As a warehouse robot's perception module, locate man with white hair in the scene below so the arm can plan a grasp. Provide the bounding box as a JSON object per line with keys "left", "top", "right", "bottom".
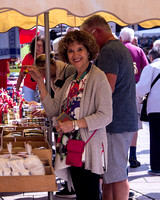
{"left": 119, "top": 27, "right": 149, "bottom": 83}
{"left": 119, "top": 27, "right": 149, "bottom": 169}
{"left": 153, "top": 39, "right": 160, "bottom": 48}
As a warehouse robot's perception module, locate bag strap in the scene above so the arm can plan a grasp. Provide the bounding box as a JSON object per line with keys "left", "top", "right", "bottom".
{"left": 64, "top": 64, "right": 72, "bottom": 80}
{"left": 151, "top": 73, "right": 160, "bottom": 88}
{"left": 145, "top": 73, "right": 160, "bottom": 98}
{"left": 84, "top": 129, "right": 97, "bottom": 146}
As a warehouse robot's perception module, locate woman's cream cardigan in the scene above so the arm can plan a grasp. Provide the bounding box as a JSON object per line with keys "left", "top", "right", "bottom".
{"left": 42, "top": 64, "right": 112, "bottom": 187}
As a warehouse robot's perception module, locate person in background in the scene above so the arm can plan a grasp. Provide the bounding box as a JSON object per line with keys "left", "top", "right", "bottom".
{"left": 16, "top": 35, "right": 45, "bottom": 102}
{"left": 28, "top": 30, "right": 112, "bottom": 200}
{"left": 132, "top": 36, "right": 143, "bottom": 48}
{"left": 153, "top": 39, "right": 160, "bottom": 48}
{"left": 119, "top": 27, "right": 149, "bottom": 168}
{"left": 136, "top": 47, "right": 160, "bottom": 176}
{"left": 32, "top": 53, "right": 76, "bottom": 115}
{"left": 119, "top": 28, "right": 149, "bottom": 83}
{"left": 0, "top": 59, "right": 10, "bottom": 90}
{"left": 0, "top": 27, "right": 20, "bottom": 90}
{"left": 132, "top": 36, "right": 138, "bottom": 46}
{"left": 66, "top": 27, "right": 79, "bottom": 33}
{"left": 81, "top": 15, "right": 138, "bottom": 200}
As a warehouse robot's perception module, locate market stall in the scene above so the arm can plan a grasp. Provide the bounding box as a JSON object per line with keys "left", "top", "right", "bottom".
{"left": 0, "top": 89, "right": 57, "bottom": 199}
{"left": 0, "top": 1, "right": 160, "bottom": 199}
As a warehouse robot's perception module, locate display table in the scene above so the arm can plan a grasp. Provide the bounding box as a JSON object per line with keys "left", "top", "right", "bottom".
{"left": 0, "top": 126, "right": 57, "bottom": 200}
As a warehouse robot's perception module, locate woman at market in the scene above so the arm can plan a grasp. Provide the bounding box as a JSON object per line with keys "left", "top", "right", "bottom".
{"left": 16, "top": 35, "right": 45, "bottom": 102}
{"left": 137, "top": 47, "right": 160, "bottom": 176}
{"left": 30, "top": 52, "right": 76, "bottom": 117}
{"left": 36, "top": 53, "right": 76, "bottom": 97}
{"left": 27, "top": 30, "right": 112, "bottom": 200}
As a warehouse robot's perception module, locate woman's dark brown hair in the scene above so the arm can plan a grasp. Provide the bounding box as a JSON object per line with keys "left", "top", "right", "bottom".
{"left": 58, "top": 30, "right": 99, "bottom": 63}
{"left": 30, "top": 35, "right": 45, "bottom": 57}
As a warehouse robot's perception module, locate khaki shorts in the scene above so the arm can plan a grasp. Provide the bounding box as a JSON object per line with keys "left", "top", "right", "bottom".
{"left": 102, "top": 132, "right": 134, "bottom": 184}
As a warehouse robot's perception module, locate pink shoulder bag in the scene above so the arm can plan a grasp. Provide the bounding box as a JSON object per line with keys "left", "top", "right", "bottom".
{"left": 66, "top": 129, "right": 97, "bottom": 167}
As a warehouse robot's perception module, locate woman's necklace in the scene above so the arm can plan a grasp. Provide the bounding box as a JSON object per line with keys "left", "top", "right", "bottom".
{"left": 73, "top": 62, "right": 92, "bottom": 83}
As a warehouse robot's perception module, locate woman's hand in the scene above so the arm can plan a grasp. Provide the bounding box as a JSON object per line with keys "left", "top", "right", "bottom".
{"left": 28, "top": 101, "right": 39, "bottom": 105}
{"left": 56, "top": 118, "right": 87, "bottom": 133}
{"left": 27, "top": 65, "right": 48, "bottom": 100}
{"left": 27, "top": 65, "right": 43, "bottom": 82}
{"left": 31, "top": 109, "right": 46, "bottom": 117}
{"left": 56, "top": 120, "right": 74, "bottom": 133}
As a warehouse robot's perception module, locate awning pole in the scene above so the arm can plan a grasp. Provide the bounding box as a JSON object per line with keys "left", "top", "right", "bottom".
{"left": 44, "top": 12, "right": 51, "bottom": 96}
{"left": 34, "top": 16, "right": 38, "bottom": 65}
{"left": 44, "top": 12, "right": 53, "bottom": 155}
